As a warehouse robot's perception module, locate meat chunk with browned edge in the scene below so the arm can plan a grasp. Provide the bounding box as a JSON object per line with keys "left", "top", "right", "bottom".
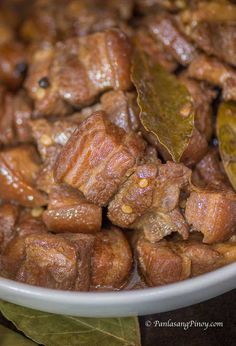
{"left": 194, "top": 149, "right": 231, "bottom": 189}
{"left": 146, "top": 13, "right": 196, "bottom": 65}
{"left": 25, "top": 29, "right": 132, "bottom": 117}
{"left": 1, "top": 232, "right": 95, "bottom": 291}
{"left": 136, "top": 236, "right": 191, "bottom": 286}
{"left": 135, "top": 162, "right": 191, "bottom": 242}
{"left": 91, "top": 228, "right": 132, "bottom": 290}
{"left": 134, "top": 28, "right": 178, "bottom": 72}
{"left": 0, "top": 215, "right": 48, "bottom": 279}
{"left": 185, "top": 188, "right": 236, "bottom": 244}
{"left": 100, "top": 91, "right": 140, "bottom": 133}
{"left": 109, "top": 161, "right": 190, "bottom": 242}
{"left": 16, "top": 215, "right": 48, "bottom": 238}
{"left": 54, "top": 111, "right": 146, "bottom": 206}
{"left": 188, "top": 55, "right": 236, "bottom": 101}
{"left": 25, "top": 44, "right": 72, "bottom": 118}
{"left": 43, "top": 185, "right": 102, "bottom": 234}
{"left": 15, "top": 234, "right": 86, "bottom": 290}
{"left": 29, "top": 116, "right": 82, "bottom": 193}
{"left": 190, "top": 22, "right": 236, "bottom": 68}
{"left": 136, "top": 234, "right": 236, "bottom": 286}
{"left": 178, "top": 242, "right": 222, "bottom": 277}
{"left": 108, "top": 163, "right": 158, "bottom": 228}
{"left": 0, "top": 146, "right": 47, "bottom": 207}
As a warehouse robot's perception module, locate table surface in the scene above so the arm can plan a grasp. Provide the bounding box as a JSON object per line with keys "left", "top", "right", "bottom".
{"left": 140, "top": 289, "right": 236, "bottom": 346}
{"left": 0, "top": 289, "right": 235, "bottom": 345}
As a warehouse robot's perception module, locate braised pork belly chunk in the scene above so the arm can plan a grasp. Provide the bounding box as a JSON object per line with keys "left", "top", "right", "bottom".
{"left": 25, "top": 29, "right": 132, "bottom": 117}
{"left": 54, "top": 111, "right": 146, "bottom": 206}
{"left": 1, "top": 232, "right": 94, "bottom": 290}
{"left": 136, "top": 236, "right": 191, "bottom": 286}
{"left": 43, "top": 185, "right": 102, "bottom": 234}
{"left": 194, "top": 149, "right": 231, "bottom": 189}
{"left": 91, "top": 228, "right": 132, "bottom": 290}
{"left": 108, "top": 161, "right": 191, "bottom": 242}
{"left": 0, "top": 0, "right": 236, "bottom": 291}
{"left": 180, "top": 2, "right": 236, "bottom": 67}
{"left": 136, "top": 234, "right": 236, "bottom": 286}
{"left": 108, "top": 163, "right": 159, "bottom": 228}
{"left": 100, "top": 91, "right": 141, "bottom": 133}
{"left": 135, "top": 28, "right": 178, "bottom": 72}
{"left": 185, "top": 188, "right": 236, "bottom": 244}
{"left": 146, "top": 13, "right": 197, "bottom": 66}
{"left": 188, "top": 55, "right": 236, "bottom": 101}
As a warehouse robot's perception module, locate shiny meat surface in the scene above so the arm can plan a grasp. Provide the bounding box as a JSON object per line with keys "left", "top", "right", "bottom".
{"left": 185, "top": 188, "right": 236, "bottom": 243}
{"left": 25, "top": 29, "right": 132, "bottom": 117}
{"left": 91, "top": 228, "right": 132, "bottom": 289}
{"left": 188, "top": 55, "right": 236, "bottom": 101}
{"left": 109, "top": 161, "right": 191, "bottom": 242}
{"left": 108, "top": 164, "right": 158, "bottom": 228}
{"left": 135, "top": 162, "right": 191, "bottom": 241}
{"left": 43, "top": 185, "right": 102, "bottom": 233}
{"left": 190, "top": 22, "right": 236, "bottom": 68}
{"left": 195, "top": 149, "right": 231, "bottom": 189}
{"left": 54, "top": 112, "right": 146, "bottom": 206}
{"left": 136, "top": 234, "right": 236, "bottom": 286}
{"left": 1, "top": 232, "right": 95, "bottom": 291}
{"left": 147, "top": 14, "right": 196, "bottom": 65}
{"left": 135, "top": 28, "right": 178, "bottom": 72}
{"left": 136, "top": 236, "right": 191, "bottom": 286}
{"left": 101, "top": 91, "right": 140, "bottom": 133}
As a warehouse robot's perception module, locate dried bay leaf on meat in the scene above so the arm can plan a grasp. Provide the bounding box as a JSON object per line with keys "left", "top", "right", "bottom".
{"left": 0, "top": 300, "right": 141, "bottom": 346}
{"left": 0, "top": 325, "right": 37, "bottom": 346}
{"left": 217, "top": 101, "right": 236, "bottom": 191}
{"left": 131, "top": 50, "right": 194, "bottom": 162}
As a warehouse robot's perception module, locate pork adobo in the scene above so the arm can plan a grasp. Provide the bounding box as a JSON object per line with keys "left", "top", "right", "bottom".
{"left": 0, "top": 0, "right": 236, "bottom": 292}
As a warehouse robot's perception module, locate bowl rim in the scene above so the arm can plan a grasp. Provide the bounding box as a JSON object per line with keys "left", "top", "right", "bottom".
{"left": 0, "top": 261, "right": 236, "bottom": 306}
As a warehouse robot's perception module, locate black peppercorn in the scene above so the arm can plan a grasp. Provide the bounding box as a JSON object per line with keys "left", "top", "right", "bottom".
{"left": 38, "top": 77, "right": 50, "bottom": 88}
{"left": 15, "top": 62, "right": 27, "bottom": 76}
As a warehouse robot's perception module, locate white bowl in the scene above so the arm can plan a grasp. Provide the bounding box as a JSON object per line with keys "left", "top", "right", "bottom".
{"left": 0, "top": 262, "right": 235, "bottom": 317}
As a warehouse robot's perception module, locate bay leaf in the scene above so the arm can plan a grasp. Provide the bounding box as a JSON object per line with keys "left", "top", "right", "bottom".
{"left": 0, "top": 325, "right": 37, "bottom": 346}
{"left": 131, "top": 50, "right": 194, "bottom": 162}
{"left": 0, "top": 301, "right": 141, "bottom": 346}
{"left": 217, "top": 101, "right": 236, "bottom": 190}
